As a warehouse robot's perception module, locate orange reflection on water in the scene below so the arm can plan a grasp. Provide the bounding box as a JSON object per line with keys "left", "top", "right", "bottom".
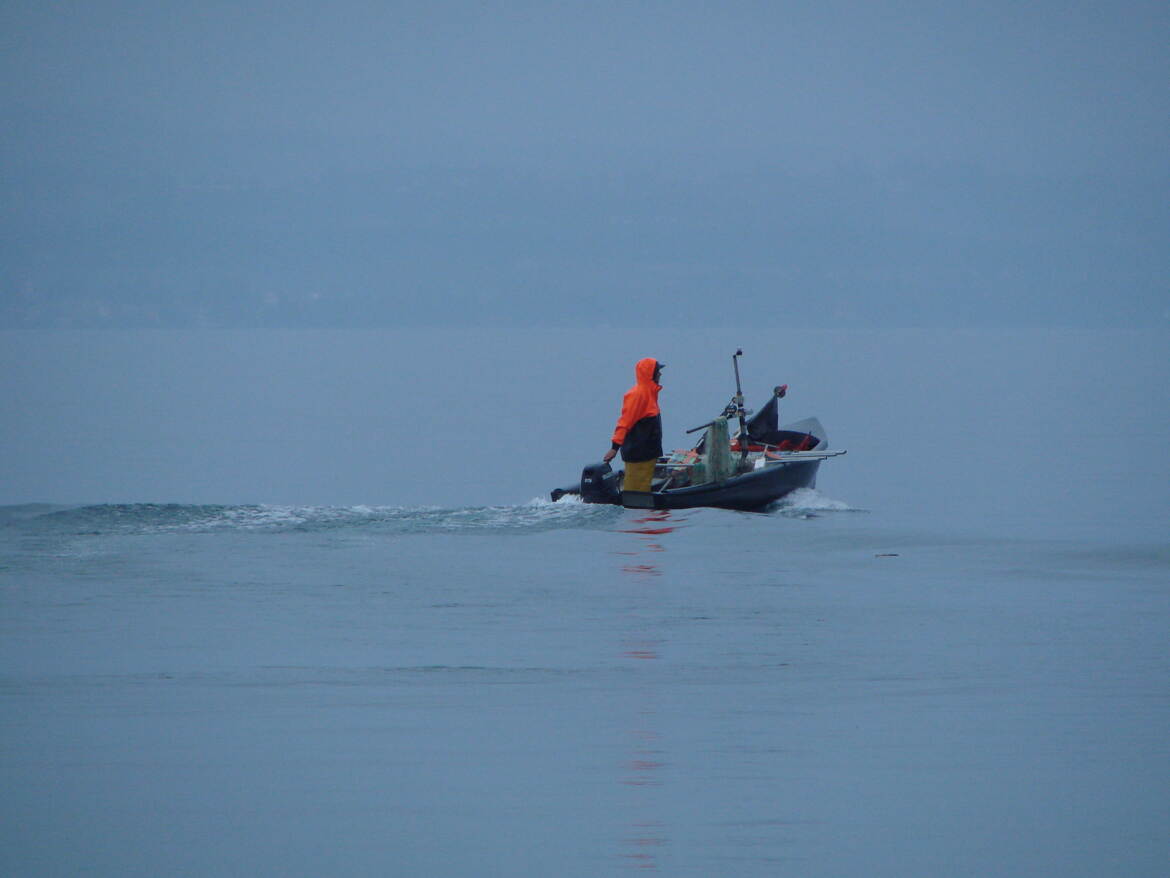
{"left": 614, "top": 510, "right": 683, "bottom": 578}
{"left": 621, "top": 563, "right": 661, "bottom": 577}
{"left": 622, "top": 638, "right": 662, "bottom": 661}
{"left": 618, "top": 510, "right": 677, "bottom": 537}
{"left": 621, "top": 823, "right": 668, "bottom": 870}
{"left": 613, "top": 509, "right": 682, "bottom": 871}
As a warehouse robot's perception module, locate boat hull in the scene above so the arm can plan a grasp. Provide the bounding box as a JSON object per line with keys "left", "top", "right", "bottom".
{"left": 622, "top": 458, "right": 820, "bottom": 512}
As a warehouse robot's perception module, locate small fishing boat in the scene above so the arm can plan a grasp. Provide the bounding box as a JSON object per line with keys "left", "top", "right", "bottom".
{"left": 551, "top": 351, "right": 846, "bottom": 512}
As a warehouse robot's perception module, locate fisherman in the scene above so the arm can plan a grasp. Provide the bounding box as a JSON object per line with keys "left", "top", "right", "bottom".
{"left": 602, "top": 358, "right": 664, "bottom": 493}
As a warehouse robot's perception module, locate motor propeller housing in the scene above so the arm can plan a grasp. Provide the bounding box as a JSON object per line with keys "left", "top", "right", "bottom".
{"left": 579, "top": 462, "right": 622, "bottom": 504}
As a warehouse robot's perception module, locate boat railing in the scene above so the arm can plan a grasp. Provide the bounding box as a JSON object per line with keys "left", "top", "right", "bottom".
{"left": 654, "top": 447, "right": 846, "bottom": 488}
{"left": 659, "top": 445, "right": 846, "bottom": 464}
{"left": 762, "top": 448, "right": 847, "bottom": 462}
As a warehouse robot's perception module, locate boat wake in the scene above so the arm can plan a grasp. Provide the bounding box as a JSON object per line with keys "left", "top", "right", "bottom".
{"left": 5, "top": 500, "right": 623, "bottom": 538}
{"left": 768, "top": 488, "right": 863, "bottom": 518}
{"left": 2, "top": 490, "right": 860, "bottom": 538}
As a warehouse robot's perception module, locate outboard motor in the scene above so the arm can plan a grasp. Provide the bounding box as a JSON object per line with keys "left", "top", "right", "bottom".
{"left": 580, "top": 461, "right": 623, "bottom": 505}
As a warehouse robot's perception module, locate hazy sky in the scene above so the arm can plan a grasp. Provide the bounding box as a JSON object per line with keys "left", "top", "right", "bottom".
{"left": 3, "top": 1, "right": 1168, "bottom": 328}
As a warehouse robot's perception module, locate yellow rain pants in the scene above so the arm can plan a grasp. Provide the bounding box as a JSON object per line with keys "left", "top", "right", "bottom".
{"left": 623, "top": 460, "right": 656, "bottom": 493}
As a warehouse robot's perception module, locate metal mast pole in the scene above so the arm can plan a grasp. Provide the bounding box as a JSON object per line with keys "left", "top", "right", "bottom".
{"left": 732, "top": 349, "right": 749, "bottom": 462}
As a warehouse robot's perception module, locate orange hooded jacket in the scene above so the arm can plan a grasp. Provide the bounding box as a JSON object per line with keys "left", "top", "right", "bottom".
{"left": 610, "top": 358, "right": 663, "bottom": 462}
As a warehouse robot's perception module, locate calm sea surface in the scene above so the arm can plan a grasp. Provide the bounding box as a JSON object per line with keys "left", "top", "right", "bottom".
{"left": 2, "top": 328, "right": 1168, "bottom": 876}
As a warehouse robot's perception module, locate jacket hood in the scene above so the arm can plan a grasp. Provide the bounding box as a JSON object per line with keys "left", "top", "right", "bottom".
{"left": 635, "top": 357, "right": 661, "bottom": 385}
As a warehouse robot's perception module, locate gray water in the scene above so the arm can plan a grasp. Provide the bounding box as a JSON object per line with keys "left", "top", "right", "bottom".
{"left": 2, "top": 328, "right": 1168, "bottom": 876}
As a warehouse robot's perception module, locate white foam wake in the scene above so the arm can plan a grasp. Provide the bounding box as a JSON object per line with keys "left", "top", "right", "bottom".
{"left": 771, "top": 488, "right": 861, "bottom": 517}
